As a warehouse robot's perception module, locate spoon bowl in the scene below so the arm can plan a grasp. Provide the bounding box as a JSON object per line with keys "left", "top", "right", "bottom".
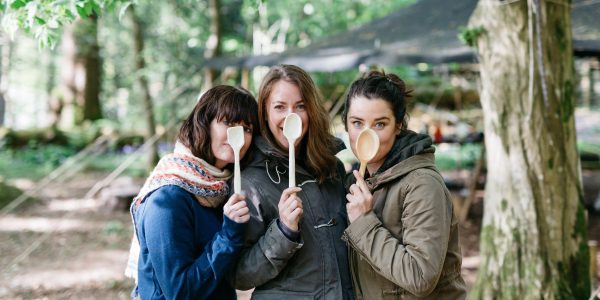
{"left": 227, "top": 126, "right": 245, "bottom": 194}
{"left": 355, "top": 128, "right": 380, "bottom": 177}
{"left": 283, "top": 113, "right": 303, "bottom": 188}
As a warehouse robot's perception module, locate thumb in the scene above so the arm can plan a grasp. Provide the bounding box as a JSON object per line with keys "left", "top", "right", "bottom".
{"left": 228, "top": 193, "right": 245, "bottom": 204}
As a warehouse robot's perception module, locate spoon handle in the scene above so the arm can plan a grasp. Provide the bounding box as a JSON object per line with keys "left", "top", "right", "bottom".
{"left": 234, "top": 150, "right": 241, "bottom": 194}
{"left": 289, "top": 144, "right": 295, "bottom": 188}
{"left": 359, "top": 161, "right": 367, "bottom": 177}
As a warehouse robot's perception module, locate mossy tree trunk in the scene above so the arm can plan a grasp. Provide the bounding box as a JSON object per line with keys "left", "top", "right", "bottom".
{"left": 469, "top": 1, "right": 590, "bottom": 299}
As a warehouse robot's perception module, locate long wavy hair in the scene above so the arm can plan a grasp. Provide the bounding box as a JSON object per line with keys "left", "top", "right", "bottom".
{"left": 177, "top": 85, "right": 258, "bottom": 168}
{"left": 258, "top": 65, "right": 337, "bottom": 183}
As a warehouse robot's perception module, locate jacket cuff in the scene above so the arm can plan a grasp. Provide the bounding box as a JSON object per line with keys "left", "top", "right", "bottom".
{"left": 345, "top": 211, "right": 381, "bottom": 243}
{"left": 277, "top": 219, "right": 301, "bottom": 242}
{"left": 222, "top": 215, "right": 247, "bottom": 244}
{"left": 264, "top": 220, "right": 303, "bottom": 256}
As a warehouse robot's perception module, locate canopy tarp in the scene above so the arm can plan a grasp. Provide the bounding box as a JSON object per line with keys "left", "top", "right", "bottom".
{"left": 206, "top": 0, "right": 600, "bottom": 71}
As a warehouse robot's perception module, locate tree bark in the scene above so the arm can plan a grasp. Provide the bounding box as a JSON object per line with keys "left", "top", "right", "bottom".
{"left": 203, "top": 0, "right": 221, "bottom": 91}
{"left": 0, "top": 36, "right": 9, "bottom": 127}
{"left": 81, "top": 14, "right": 102, "bottom": 122}
{"left": 59, "top": 15, "right": 102, "bottom": 127}
{"left": 469, "top": 1, "right": 589, "bottom": 299}
{"left": 131, "top": 6, "right": 159, "bottom": 169}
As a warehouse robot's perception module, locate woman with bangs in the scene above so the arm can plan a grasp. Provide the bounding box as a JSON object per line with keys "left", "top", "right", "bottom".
{"left": 230, "top": 65, "right": 353, "bottom": 299}
{"left": 126, "top": 85, "right": 259, "bottom": 300}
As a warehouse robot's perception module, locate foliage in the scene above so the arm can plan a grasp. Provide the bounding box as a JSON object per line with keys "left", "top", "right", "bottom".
{"left": 435, "top": 143, "right": 482, "bottom": 171}
{"left": 1, "top": 0, "right": 130, "bottom": 48}
{"left": 458, "top": 25, "right": 486, "bottom": 48}
{"left": 0, "top": 143, "right": 76, "bottom": 179}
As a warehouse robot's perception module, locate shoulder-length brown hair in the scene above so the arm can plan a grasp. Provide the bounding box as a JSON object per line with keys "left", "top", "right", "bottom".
{"left": 258, "top": 64, "right": 337, "bottom": 183}
{"left": 177, "top": 85, "right": 258, "bottom": 167}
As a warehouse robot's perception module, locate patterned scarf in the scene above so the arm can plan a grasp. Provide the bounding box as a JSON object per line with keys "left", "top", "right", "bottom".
{"left": 125, "top": 142, "right": 232, "bottom": 281}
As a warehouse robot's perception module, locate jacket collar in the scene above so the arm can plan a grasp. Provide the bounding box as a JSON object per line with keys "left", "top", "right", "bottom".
{"left": 367, "top": 130, "right": 437, "bottom": 190}
{"left": 250, "top": 135, "right": 346, "bottom": 179}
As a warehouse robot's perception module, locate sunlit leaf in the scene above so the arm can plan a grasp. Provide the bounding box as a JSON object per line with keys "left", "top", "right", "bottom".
{"left": 84, "top": 1, "right": 93, "bottom": 15}
{"left": 91, "top": 1, "right": 101, "bottom": 15}
{"left": 25, "top": 1, "right": 37, "bottom": 29}
{"left": 76, "top": 4, "right": 87, "bottom": 17}
{"left": 34, "top": 16, "right": 45, "bottom": 25}
{"left": 10, "top": 0, "right": 26, "bottom": 9}
{"left": 118, "top": 1, "right": 132, "bottom": 21}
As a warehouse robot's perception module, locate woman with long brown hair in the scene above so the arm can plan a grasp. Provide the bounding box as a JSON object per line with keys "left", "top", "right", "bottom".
{"left": 230, "top": 65, "right": 353, "bottom": 299}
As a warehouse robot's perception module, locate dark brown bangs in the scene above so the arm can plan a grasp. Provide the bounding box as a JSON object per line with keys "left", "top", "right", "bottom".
{"left": 215, "top": 90, "right": 259, "bottom": 132}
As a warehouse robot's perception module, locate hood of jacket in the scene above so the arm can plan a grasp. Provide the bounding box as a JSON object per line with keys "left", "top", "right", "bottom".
{"left": 368, "top": 130, "right": 437, "bottom": 190}
{"left": 248, "top": 135, "right": 345, "bottom": 168}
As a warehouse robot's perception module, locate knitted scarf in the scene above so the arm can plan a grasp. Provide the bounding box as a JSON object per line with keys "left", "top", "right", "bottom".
{"left": 124, "top": 142, "right": 232, "bottom": 281}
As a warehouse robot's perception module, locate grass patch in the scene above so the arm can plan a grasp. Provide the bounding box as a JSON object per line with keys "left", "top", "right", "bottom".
{"left": 0, "top": 145, "right": 149, "bottom": 181}
{"left": 0, "top": 179, "right": 36, "bottom": 210}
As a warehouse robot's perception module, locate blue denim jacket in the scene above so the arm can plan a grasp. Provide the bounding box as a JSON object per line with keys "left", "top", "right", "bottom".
{"left": 134, "top": 185, "right": 245, "bottom": 300}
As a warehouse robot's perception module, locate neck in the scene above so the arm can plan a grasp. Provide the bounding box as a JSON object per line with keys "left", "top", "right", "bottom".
{"left": 367, "top": 161, "right": 383, "bottom": 176}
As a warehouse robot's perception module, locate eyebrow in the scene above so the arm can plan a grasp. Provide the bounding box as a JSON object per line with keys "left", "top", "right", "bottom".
{"left": 272, "top": 99, "right": 304, "bottom": 105}
{"left": 348, "top": 116, "right": 391, "bottom": 121}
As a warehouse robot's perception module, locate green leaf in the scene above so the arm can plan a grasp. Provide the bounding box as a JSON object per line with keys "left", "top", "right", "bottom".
{"left": 84, "top": 1, "right": 93, "bottom": 16}
{"left": 91, "top": 1, "right": 101, "bottom": 15}
{"left": 10, "top": 0, "right": 26, "bottom": 9}
{"left": 76, "top": 4, "right": 87, "bottom": 17}
{"left": 34, "top": 16, "right": 45, "bottom": 25}
{"left": 458, "top": 26, "right": 486, "bottom": 48}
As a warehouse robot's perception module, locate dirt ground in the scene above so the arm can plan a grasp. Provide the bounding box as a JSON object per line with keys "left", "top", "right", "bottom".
{"left": 0, "top": 171, "right": 599, "bottom": 299}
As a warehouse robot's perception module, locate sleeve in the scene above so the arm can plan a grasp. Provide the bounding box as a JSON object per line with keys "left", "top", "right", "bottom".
{"left": 342, "top": 173, "right": 452, "bottom": 297}
{"left": 142, "top": 187, "right": 246, "bottom": 300}
{"left": 229, "top": 179, "right": 304, "bottom": 290}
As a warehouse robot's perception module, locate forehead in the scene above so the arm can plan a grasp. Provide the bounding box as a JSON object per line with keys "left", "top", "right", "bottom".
{"left": 268, "top": 80, "right": 303, "bottom": 104}
{"left": 348, "top": 96, "right": 394, "bottom": 117}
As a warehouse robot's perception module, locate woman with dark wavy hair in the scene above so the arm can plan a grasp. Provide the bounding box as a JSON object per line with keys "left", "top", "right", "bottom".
{"left": 126, "top": 85, "right": 258, "bottom": 300}
{"left": 342, "top": 71, "right": 467, "bottom": 299}
{"left": 230, "top": 65, "right": 353, "bottom": 299}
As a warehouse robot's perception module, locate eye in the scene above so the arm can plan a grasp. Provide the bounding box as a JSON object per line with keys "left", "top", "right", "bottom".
{"left": 274, "top": 104, "right": 285, "bottom": 111}
{"left": 296, "top": 103, "right": 306, "bottom": 111}
{"left": 243, "top": 126, "right": 253, "bottom": 134}
{"left": 374, "top": 122, "right": 385, "bottom": 129}
{"left": 351, "top": 121, "right": 363, "bottom": 129}
{"left": 223, "top": 120, "right": 231, "bottom": 126}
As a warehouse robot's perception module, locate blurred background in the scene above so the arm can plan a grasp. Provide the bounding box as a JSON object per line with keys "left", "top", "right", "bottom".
{"left": 0, "top": 0, "right": 599, "bottom": 299}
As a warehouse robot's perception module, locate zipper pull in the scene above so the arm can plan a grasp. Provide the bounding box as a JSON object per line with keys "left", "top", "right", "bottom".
{"left": 313, "top": 218, "right": 337, "bottom": 229}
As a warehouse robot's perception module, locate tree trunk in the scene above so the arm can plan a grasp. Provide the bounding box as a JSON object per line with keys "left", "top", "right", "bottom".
{"left": 59, "top": 15, "right": 102, "bottom": 127}
{"left": 81, "top": 14, "right": 102, "bottom": 122}
{"left": 203, "top": 0, "right": 221, "bottom": 91}
{"left": 131, "top": 7, "right": 159, "bottom": 169}
{"left": 0, "top": 36, "right": 8, "bottom": 127}
{"left": 469, "top": 1, "right": 589, "bottom": 299}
